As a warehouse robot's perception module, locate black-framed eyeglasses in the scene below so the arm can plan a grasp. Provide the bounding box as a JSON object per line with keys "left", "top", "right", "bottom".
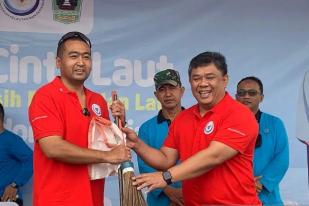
{"left": 237, "top": 89, "right": 260, "bottom": 97}
{"left": 58, "top": 31, "right": 92, "bottom": 49}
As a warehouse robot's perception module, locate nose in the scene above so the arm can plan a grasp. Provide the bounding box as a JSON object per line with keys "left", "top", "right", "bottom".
{"left": 76, "top": 56, "right": 85, "bottom": 65}
{"left": 199, "top": 77, "right": 210, "bottom": 86}
{"left": 164, "top": 88, "right": 172, "bottom": 96}
{"left": 243, "top": 93, "right": 251, "bottom": 98}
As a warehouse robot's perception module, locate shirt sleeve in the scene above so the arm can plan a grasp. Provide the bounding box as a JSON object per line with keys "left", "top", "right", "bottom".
{"left": 29, "top": 91, "right": 64, "bottom": 140}
{"left": 9, "top": 133, "right": 33, "bottom": 186}
{"left": 260, "top": 118, "right": 289, "bottom": 192}
{"left": 213, "top": 112, "right": 258, "bottom": 154}
{"left": 163, "top": 120, "right": 178, "bottom": 149}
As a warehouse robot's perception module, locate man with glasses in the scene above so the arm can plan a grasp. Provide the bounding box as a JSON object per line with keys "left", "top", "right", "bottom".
{"left": 123, "top": 52, "right": 261, "bottom": 205}
{"left": 29, "top": 31, "right": 131, "bottom": 206}
{"left": 236, "top": 76, "right": 289, "bottom": 206}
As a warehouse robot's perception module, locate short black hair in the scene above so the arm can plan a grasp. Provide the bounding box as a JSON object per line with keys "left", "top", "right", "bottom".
{"left": 188, "top": 51, "right": 227, "bottom": 77}
{"left": 57, "top": 31, "right": 91, "bottom": 57}
{"left": 237, "top": 76, "right": 264, "bottom": 94}
{"left": 0, "top": 102, "right": 4, "bottom": 122}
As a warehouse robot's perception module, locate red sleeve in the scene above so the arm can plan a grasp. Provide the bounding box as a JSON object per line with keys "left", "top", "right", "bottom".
{"left": 29, "top": 91, "right": 64, "bottom": 140}
{"left": 213, "top": 111, "right": 258, "bottom": 154}
{"left": 163, "top": 120, "right": 178, "bottom": 149}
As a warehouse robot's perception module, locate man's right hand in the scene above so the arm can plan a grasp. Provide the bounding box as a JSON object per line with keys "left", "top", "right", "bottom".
{"left": 121, "top": 127, "right": 141, "bottom": 149}
{"left": 107, "top": 144, "right": 131, "bottom": 164}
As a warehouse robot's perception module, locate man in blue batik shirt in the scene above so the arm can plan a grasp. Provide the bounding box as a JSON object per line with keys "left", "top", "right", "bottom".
{"left": 236, "top": 76, "right": 289, "bottom": 206}
{"left": 0, "top": 102, "right": 33, "bottom": 206}
{"left": 138, "top": 69, "right": 184, "bottom": 206}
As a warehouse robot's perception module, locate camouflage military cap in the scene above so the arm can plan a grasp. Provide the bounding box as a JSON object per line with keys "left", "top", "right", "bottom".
{"left": 154, "top": 69, "right": 182, "bottom": 90}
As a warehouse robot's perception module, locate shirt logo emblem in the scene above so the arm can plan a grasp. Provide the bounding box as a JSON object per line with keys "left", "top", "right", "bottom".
{"left": 92, "top": 104, "right": 101, "bottom": 116}
{"left": 204, "top": 121, "right": 214, "bottom": 135}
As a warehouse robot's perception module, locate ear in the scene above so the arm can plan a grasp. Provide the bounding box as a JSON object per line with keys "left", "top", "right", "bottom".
{"left": 260, "top": 94, "right": 264, "bottom": 103}
{"left": 223, "top": 74, "right": 229, "bottom": 88}
{"left": 154, "top": 91, "right": 158, "bottom": 99}
{"left": 189, "top": 76, "right": 193, "bottom": 84}
{"left": 181, "top": 86, "right": 185, "bottom": 97}
{"left": 56, "top": 57, "right": 61, "bottom": 69}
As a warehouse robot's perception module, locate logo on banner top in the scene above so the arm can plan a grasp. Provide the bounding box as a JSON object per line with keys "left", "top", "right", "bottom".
{"left": 0, "top": 0, "right": 43, "bottom": 20}
{"left": 52, "top": 0, "right": 82, "bottom": 24}
{"left": 0, "top": 0, "right": 93, "bottom": 33}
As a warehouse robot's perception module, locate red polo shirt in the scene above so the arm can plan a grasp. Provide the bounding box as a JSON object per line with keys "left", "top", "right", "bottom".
{"left": 164, "top": 93, "right": 261, "bottom": 206}
{"left": 29, "top": 77, "right": 109, "bottom": 206}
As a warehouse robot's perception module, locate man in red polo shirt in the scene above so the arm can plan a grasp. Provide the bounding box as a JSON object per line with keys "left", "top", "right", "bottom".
{"left": 123, "top": 51, "right": 261, "bottom": 205}
{"left": 28, "top": 31, "right": 131, "bottom": 206}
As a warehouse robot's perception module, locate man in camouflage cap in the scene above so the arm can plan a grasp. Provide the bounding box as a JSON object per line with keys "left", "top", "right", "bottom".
{"left": 154, "top": 69, "right": 182, "bottom": 90}
{"left": 137, "top": 69, "right": 185, "bottom": 206}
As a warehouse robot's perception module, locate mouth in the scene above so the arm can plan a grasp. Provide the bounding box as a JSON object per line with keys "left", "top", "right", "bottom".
{"left": 199, "top": 90, "right": 211, "bottom": 98}
{"left": 164, "top": 99, "right": 175, "bottom": 104}
{"left": 74, "top": 68, "right": 85, "bottom": 74}
{"left": 242, "top": 100, "right": 252, "bottom": 105}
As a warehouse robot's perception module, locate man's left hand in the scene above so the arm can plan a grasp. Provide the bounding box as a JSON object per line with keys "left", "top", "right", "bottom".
{"left": 109, "top": 100, "right": 126, "bottom": 126}
{"left": 254, "top": 175, "right": 263, "bottom": 194}
{"left": 132, "top": 172, "right": 167, "bottom": 192}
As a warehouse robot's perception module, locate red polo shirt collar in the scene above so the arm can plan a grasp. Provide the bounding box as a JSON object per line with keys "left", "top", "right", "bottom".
{"left": 193, "top": 92, "right": 231, "bottom": 118}
{"left": 52, "top": 76, "right": 91, "bottom": 96}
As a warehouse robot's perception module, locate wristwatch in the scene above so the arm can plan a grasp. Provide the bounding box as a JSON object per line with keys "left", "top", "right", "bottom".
{"left": 10, "top": 182, "right": 18, "bottom": 189}
{"left": 162, "top": 171, "right": 172, "bottom": 185}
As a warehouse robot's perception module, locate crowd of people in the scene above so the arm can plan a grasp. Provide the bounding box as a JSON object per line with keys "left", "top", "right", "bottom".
{"left": 0, "top": 31, "right": 292, "bottom": 206}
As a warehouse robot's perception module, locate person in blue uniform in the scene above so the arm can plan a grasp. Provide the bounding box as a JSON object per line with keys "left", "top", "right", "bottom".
{"left": 0, "top": 102, "right": 33, "bottom": 206}
{"left": 138, "top": 69, "right": 185, "bottom": 206}
{"left": 236, "top": 76, "right": 289, "bottom": 206}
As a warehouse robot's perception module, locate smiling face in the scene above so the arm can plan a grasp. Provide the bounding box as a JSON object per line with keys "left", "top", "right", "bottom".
{"left": 236, "top": 79, "right": 264, "bottom": 114}
{"left": 56, "top": 39, "right": 92, "bottom": 88}
{"left": 189, "top": 63, "right": 228, "bottom": 116}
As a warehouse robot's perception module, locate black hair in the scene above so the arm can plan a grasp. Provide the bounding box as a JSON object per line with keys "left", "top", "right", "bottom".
{"left": 0, "top": 102, "right": 4, "bottom": 122}
{"left": 188, "top": 51, "right": 227, "bottom": 77}
{"left": 237, "top": 76, "right": 264, "bottom": 94}
{"left": 56, "top": 31, "right": 91, "bottom": 57}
